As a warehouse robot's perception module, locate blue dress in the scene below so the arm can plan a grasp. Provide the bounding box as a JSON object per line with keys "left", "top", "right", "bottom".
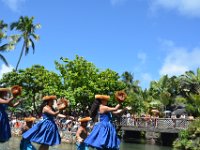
{"left": 84, "top": 112, "right": 120, "bottom": 150}
{"left": 0, "top": 104, "right": 11, "bottom": 142}
{"left": 22, "top": 113, "right": 61, "bottom": 146}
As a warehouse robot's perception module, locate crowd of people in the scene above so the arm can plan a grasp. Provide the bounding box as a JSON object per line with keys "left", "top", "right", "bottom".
{"left": 0, "top": 85, "right": 131, "bottom": 150}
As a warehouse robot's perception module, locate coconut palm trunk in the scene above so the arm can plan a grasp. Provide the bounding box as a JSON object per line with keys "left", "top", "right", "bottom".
{"left": 15, "top": 42, "right": 25, "bottom": 71}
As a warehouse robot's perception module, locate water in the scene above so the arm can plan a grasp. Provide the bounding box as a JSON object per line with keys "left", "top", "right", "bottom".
{"left": 0, "top": 137, "right": 172, "bottom": 150}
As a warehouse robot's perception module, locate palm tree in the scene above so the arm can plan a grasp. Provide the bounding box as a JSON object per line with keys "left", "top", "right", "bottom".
{"left": 0, "top": 20, "right": 9, "bottom": 66}
{"left": 121, "top": 71, "right": 141, "bottom": 93}
{"left": 148, "top": 75, "right": 177, "bottom": 111}
{"left": 179, "top": 68, "right": 200, "bottom": 95}
{"left": 10, "top": 16, "right": 41, "bottom": 71}
{"left": 121, "top": 71, "right": 133, "bottom": 86}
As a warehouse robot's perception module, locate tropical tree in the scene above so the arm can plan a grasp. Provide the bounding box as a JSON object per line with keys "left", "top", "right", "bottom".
{"left": 121, "top": 71, "right": 133, "bottom": 89}
{"left": 121, "top": 71, "right": 148, "bottom": 115}
{"left": 178, "top": 68, "right": 200, "bottom": 96}
{"left": 148, "top": 75, "right": 179, "bottom": 111}
{"left": 0, "top": 65, "right": 62, "bottom": 116}
{"left": 175, "top": 93, "right": 200, "bottom": 117}
{"left": 10, "top": 16, "right": 41, "bottom": 71}
{"left": 121, "top": 71, "right": 141, "bottom": 93}
{"left": 55, "top": 55, "right": 126, "bottom": 115}
{"left": 0, "top": 20, "right": 13, "bottom": 66}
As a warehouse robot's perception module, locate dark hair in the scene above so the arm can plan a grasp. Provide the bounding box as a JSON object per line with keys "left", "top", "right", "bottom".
{"left": 40, "top": 101, "right": 48, "bottom": 114}
{"left": 90, "top": 99, "right": 101, "bottom": 121}
{"left": 40, "top": 100, "right": 55, "bottom": 114}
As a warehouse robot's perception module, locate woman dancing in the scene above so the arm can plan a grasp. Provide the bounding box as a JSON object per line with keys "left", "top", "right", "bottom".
{"left": 0, "top": 86, "right": 22, "bottom": 143}
{"left": 22, "top": 95, "right": 67, "bottom": 150}
{"left": 84, "top": 92, "right": 129, "bottom": 150}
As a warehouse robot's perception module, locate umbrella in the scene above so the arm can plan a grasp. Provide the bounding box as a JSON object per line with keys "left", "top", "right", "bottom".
{"left": 164, "top": 110, "right": 171, "bottom": 114}
{"left": 176, "top": 104, "right": 185, "bottom": 109}
{"left": 172, "top": 108, "right": 186, "bottom": 116}
{"left": 151, "top": 109, "right": 159, "bottom": 114}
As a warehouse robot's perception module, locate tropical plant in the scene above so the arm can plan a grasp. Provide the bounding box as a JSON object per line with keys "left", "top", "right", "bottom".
{"left": 148, "top": 75, "right": 179, "bottom": 111}
{"left": 173, "top": 118, "right": 200, "bottom": 150}
{"left": 55, "top": 55, "right": 126, "bottom": 115}
{"left": 178, "top": 68, "right": 200, "bottom": 96}
{"left": 10, "top": 16, "right": 41, "bottom": 71}
{"left": 0, "top": 20, "right": 14, "bottom": 66}
{"left": 0, "top": 65, "right": 62, "bottom": 116}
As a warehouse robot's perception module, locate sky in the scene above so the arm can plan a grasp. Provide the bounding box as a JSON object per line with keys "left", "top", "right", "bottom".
{"left": 1, "top": 0, "right": 200, "bottom": 89}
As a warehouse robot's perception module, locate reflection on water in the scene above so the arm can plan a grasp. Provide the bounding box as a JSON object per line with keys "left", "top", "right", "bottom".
{"left": 0, "top": 137, "right": 172, "bottom": 150}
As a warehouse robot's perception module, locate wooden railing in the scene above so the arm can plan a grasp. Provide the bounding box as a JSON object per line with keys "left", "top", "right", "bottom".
{"left": 120, "top": 117, "right": 194, "bottom": 130}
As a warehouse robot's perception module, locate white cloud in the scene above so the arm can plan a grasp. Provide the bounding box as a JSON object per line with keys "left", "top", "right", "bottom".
{"left": 110, "top": 0, "right": 127, "bottom": 6}
{"left": 137, "top": 52, "right": 147, "bottom": 64}
{"left": 159, "top": 43, "right": 200, "bottom": 76}
{"left": 1, "top": 0, "right": 27, "bottom": 12}
{"left": 0, "top": 64, "right": 13, "bottom": 79}
{"left": 150, "top": 0, "right": 200, "bottom": 18}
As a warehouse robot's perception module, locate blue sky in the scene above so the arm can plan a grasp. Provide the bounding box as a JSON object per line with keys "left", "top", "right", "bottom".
{"left": 1, "top": 0, "right": 200, "bottom": 89}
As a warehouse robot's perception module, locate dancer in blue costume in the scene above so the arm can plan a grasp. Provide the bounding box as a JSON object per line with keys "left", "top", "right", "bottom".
{"left": 22, "top": 95, "right": 67, "bottom": 150}
{"left": 0, "top": 86, "right": 22, "bottom": 143}
{"left": 84, "top": 93, "right": 129, "bottom": 150}
{"left": 20, "top": 117, "right": 37, "bottom": 150}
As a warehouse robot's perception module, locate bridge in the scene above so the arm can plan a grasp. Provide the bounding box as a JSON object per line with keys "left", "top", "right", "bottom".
{"left": 118, "top": 117, "right": 194, "bottom": 145}
{"left": 119, "top": 117, "right": 193, "bottom": 133}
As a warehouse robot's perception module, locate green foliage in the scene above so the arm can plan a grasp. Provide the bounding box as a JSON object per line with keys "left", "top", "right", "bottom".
{"left": 55, "top": 55, "right": 126, "bottom": 112}
{"left": 121, "top": 71, "right": 148, "bottom": 115}
{"left": 0, "top": 20, "right": 15, "bottom": 66}
{"left": 173, "top": 118, "right": 200, "bottom": 150}
{"left": 178, "top": 68, "right": 200, "bottom": 96}
{"left": 148, "top": 75, "right": 179, "bottom": 112}
{"left": 0, "top": 65, "right": 62, "bottom": 115}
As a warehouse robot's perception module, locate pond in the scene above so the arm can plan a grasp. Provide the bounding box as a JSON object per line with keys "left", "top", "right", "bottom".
{"left": 0, "top": 136, "right": 172, "bottom": 150}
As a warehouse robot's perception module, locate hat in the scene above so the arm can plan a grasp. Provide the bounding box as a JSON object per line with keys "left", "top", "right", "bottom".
{"left": 78, "top": 117, "right": 92, "bottom": 122}
{"left": 11, "top": 85, "right": 22, "bottom": 96}
{"left": 57, "top": 98, "right": 68, "bottom": 110}
{"left": 42, "top": 95, "right": 57, "bottom": 101}
{"left": 114, "top": 91, "right": 127, "bottom": 102}
{"left": 24, "top": 117, "right": 36, "bottom": 122}
{"left": 0, "top": 88, "right": 10, "bottom": 92}
{"left": 95, "top": 95, "right": 110, "bottom": 101}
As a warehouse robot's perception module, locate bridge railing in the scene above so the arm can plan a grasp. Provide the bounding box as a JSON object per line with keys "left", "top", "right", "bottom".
{"left": 120, "top": 117, "right": 194, "bottom": 129}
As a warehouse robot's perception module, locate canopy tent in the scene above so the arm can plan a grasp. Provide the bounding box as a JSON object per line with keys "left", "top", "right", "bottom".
{"left": 172, "top": 108, "right": 186, "bottom": 117}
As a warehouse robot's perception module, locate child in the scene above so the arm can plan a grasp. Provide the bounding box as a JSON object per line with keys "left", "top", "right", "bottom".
{"left": 20, "top": 117, "right": 37, "bottom": 150}
{"left": 76, "top": 117, "right": 91, "bottom": 150}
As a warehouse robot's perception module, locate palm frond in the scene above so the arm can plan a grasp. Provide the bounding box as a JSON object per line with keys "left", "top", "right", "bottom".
{"left": 0, "top": 54, "right": 9, "bottom": 66}
{"left": 10, "top": 22, "right": 19, "bottom": 30}
{"left": 30, "top": 38, "right": 35, "bottom": 53}
{"left": 0, "top": 44, "right": 9, "bottom": 51}
{"left": 25, "top": 44, "right": 29, "bottom": 55}
{"left": 31, "top": 33, "right": 39, "bottom": 41}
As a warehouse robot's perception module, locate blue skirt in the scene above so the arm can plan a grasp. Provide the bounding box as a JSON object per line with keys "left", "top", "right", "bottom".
{"left": 0, "top": 111, "right": 11, "bottom": 142}
{"left": 22, "top": 119, "right": 61, "bottom": 146}
{"left": 84, "top": 122, "right": 120, "bottom": 150}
